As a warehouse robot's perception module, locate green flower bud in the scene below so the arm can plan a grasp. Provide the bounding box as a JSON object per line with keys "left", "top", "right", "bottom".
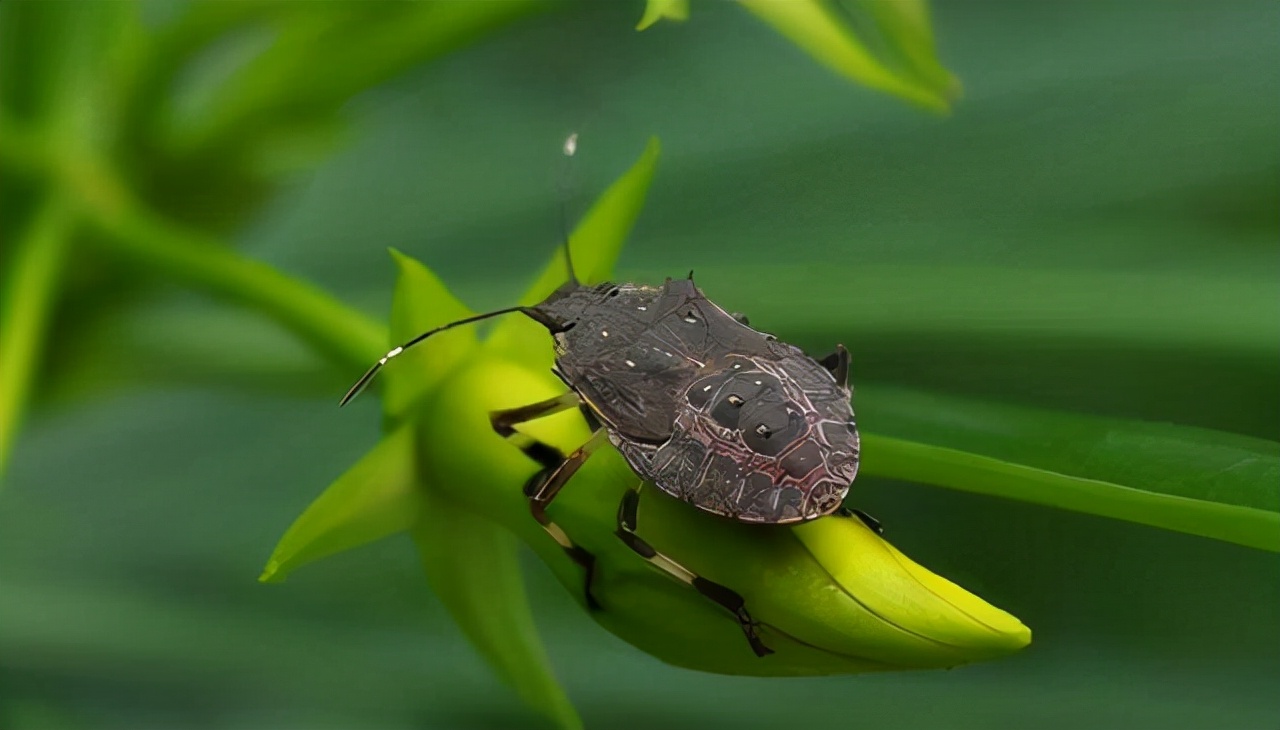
{"left": 417, "top": 350, "right": 1029, "bottom": 675}
{"left": 262, "top": 139, "right": 1028, "bottom": 729}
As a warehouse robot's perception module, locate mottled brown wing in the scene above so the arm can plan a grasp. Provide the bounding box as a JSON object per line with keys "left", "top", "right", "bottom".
{"left": 612, "top": 350, "right": 859, "bottom": 524}
{"left": 554, "top": 278, "right": 762, "bottom": 443}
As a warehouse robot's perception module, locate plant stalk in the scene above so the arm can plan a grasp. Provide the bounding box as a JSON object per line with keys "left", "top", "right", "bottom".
{"left": 83, "top": 196, "right": 388, "bottom": 373}
{"left": 0, "top": 191, "right": 76, "bottom": 477}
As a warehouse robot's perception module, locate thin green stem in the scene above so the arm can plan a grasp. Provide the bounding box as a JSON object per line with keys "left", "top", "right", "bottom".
{"left": 0, "top": 192, "right": 76, "bottom": 477}
{"left": 84, "top": 196, "right": 387, "bottom": 373}
{"left": 3, "top": 113, "right": 386, "bottom": 376}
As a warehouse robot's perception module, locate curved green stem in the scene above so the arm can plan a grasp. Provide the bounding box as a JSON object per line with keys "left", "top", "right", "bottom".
{"left": 3, "top": 113, "right": 386, "bottom": 375}
{"left": 83, "top": 197, "right": 387, "bottom": 372}
{"left": 0, "top": 192, "right": 76, "bottom": 477}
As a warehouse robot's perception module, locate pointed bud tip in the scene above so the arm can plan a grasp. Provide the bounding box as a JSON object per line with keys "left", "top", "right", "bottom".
{"left": 258, "top": 560, "right": 284, "bottom": 583}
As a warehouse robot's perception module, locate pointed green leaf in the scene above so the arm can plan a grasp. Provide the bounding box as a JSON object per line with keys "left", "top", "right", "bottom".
{"left": 849, "top": 0, "right": 958, "bottom": 96}
{"left": 259, "top": 425, "right": 420, "bottom": 582}
{"left": 486, "top": 137, "right": 661, "bottom": 369}
{"left": 737, "top": 0, "right": 951, "bottom": 112}
{"left": 383, "top": 248, "right": 477, "bottom": 418}
{"left": 860, "top": 386, "right": 1280, "bottom": 551}
{"left": 637, "top": 0, "right": 689, "bottom": 30}
{"left": 412, "top": 489, "right": 581, "bottom": 730}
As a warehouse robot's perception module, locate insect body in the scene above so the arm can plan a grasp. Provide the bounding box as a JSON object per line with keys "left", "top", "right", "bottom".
{"left": 535, "top": 278, "right": 859, "bottom": 525}
{"left": 342, "top": 263, "right": 862, "bottom": 658}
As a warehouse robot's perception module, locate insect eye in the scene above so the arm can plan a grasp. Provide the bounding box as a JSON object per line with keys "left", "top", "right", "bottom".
{"left": 608, "top": 288, "right": 621, "bottom": 297}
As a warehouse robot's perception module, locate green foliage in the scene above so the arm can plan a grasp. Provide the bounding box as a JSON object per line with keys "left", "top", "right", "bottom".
{"left": 637, "top": 0, "right": 690, "bottom": 30}
{"left": 258, "top": 424, "right": 421, "bottom": 584}
{"left": 738, "top": 0, "right": 956, "bottom": 111}
{"left": 862, "top": 387, "right": 1279, "bottom": 550}
{"left": 1, "top": 1, "right": 1277, "bottom": 728}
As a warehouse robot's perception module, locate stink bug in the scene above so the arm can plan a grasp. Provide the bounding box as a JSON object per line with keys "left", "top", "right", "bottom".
{"left": 341, "top": 154, "right": 865, "bottom": 659}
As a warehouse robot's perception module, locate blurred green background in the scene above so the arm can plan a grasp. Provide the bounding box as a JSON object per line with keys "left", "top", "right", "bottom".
{"left": 2, "top": 1, "right": 1278, "bottom": 728}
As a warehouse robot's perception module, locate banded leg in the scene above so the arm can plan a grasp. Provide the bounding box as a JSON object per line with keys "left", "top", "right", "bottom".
{"left": 837, "top": 505, "right": 884, "bottom": 534}
{"left": 525, "top": 429, "right": 610, "bottom": 610}
{"left": 615, "top": 487, "right": 774, "bottom": 657}
{"left": 489, "top": 391, "right": 581, "bottom": 470}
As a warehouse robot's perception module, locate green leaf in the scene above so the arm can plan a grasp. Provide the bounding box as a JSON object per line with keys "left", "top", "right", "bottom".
{"left": 167, "top": 1, "right": 545, "bottom": 157}
{"left": 847, "top": 0, "right": 957, "bottom": 96}
{"left": 636, "top": 0, "right": 690, "bottom": 30}
{"left": 737, "top": 0, "right": 952, "bottom": 111}
{"left": 647, "top": 264, "right": 1280, "bottom": 359}
{"left": 259, "top": 425, "right": 421, "bottom": 582}
{"left": 412, "top": 489, "right": 581, "bottom": 730}
{"left": 0, "top": 193, "right": 74, "bottom": 480}
{"left": 383, "top": 248, "right": 477, "bottom": 418}
{"left": 859, "top": 386, "right": 1280, "bottom": 551}
{"left": 486, "top": 136, "right": 661, "bottom": 370}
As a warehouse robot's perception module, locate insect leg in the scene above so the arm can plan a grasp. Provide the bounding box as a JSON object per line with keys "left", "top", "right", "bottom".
{"left": 818, "top": 344, "right": 850, "bottom": 387}
{"left": 526, "top": 429, "right": 609, "bottom": 610}
{"left": 490, "top": 391, "right": 581, "bottom": 434}
{"left": 614, "top": 487, "right": 774, "bottom": 657}
{"left": 837, "top": 505, "right": 884, "bottom": 534}
{"left": 489, "top": 391, "right": 581, "bottom": 470}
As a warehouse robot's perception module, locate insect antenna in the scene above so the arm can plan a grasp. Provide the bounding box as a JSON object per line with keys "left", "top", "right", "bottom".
{"left": 558, "top": 132, "right": 581, "bottom": 285}
{"left": 339, "top": 306, "right": 530, "bottom": 407}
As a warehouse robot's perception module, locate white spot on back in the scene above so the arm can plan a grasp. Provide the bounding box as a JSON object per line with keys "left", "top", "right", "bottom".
{"left": 601, "top": 330, "right": 609, "bottom": 337}
{"left": 625, "top": 359, "right": 635, "bottom": 367}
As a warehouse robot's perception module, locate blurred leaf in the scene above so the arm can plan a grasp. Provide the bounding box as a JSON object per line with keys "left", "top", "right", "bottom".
{"left": 259, "top": 425, "right": 420, "bottom": 582}
{"left": 847, "top": 0, "right": 957, "bottom": 95}
{"left": 48, "top": 303, "right": 337, "bottom": 404}
{"left": 167, "top": 1, "right": 545, "bottom": 158}
{"left": 89, "top": 200, "right": 388, "bottom": 370}
{"left": 383, "top": 248, "right": 478, "bottom": 418}
{"left": 412, "top": 490, "right": 581, "bottom": 730}
{"left": 860, "top": 386, "right": 1280, "bottom": 551}
{"left": 0, "top": 194, "right": 75, "bottom": 479}
{"left": 0, "top": 0, "right": 133, "bottom": 481}
{"left": 662, "top": 264, "right": 1280, "bottom": 359}
{"left": 487, "top": 136, "right": 661, "bottom": 370}
{"left": 737, "top": 0, "right": 953, "bottom": 111}
{"left": 636, "top": 0, "right": 689, "bottom": 30}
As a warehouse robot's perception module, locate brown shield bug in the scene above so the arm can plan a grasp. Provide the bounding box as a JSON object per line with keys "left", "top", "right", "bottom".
{"left": 341, "top": 148, "right": 870, "bottom": 657}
